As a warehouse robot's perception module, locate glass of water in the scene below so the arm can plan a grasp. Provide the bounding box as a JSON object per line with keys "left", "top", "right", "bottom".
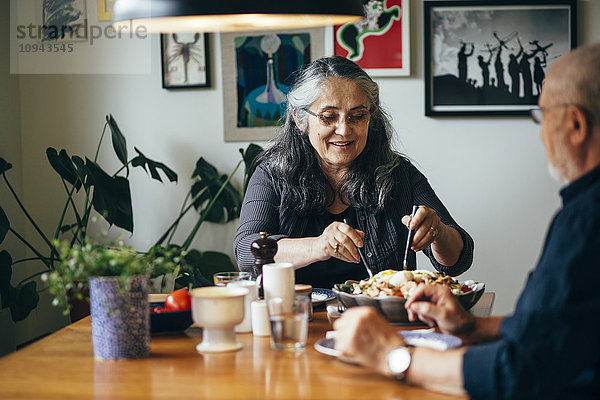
{"left": 267, "top": 295, "right": 310, "bottom": 352}
{"left": 213, "top": 271, "right": 252, "bottom": 286}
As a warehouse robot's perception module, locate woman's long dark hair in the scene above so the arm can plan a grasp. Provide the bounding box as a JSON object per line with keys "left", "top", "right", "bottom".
{"left": 255, "top": 56, "right": 404, "bottom": 214}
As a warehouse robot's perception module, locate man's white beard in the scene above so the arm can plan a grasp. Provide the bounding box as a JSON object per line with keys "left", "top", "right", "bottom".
{"left": 548, "top": 162, "right": 569, "bottom": 185}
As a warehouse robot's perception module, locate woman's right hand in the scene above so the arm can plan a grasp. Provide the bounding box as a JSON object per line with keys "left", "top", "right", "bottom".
{"left": 313, "top": 221, "right": 365, "bottom": 263}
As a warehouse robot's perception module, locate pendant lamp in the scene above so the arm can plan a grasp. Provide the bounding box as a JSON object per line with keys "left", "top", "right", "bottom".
{"left": 112, "top": 0, "right": 366, "bottom": 33}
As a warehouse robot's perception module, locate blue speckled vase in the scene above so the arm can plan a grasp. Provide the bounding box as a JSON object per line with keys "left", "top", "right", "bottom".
{"left": 89, "top": 275, "right": 150, "bottom": 360}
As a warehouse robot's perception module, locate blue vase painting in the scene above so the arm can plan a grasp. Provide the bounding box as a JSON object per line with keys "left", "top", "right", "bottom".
{"left": 234, "top": 33, "right": 311, "bottom": 129}
{"left": 89, "top": 276, "right": 150, "bottom": 360}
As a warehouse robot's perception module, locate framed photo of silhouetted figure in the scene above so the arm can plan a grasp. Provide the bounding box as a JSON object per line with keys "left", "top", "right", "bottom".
{"left": 424, "top": 0, "right": 576, "bottom": 116}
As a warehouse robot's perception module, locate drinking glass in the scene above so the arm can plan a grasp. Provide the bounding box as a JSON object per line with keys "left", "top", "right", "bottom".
{"left": 267, "top": 295, "right": 310, "bottom": 352}
{"left": 213, "top": 271, "right": 252, "bottom": 286}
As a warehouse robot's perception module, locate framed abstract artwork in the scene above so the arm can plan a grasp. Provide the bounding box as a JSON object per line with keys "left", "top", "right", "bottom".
{"left": 161, "top": 33, "right": 210, "bottom": 89}
{"left": 221, "top": 28, "right": 325, "bottom": 142}
{"left": 333, "top": 0, "right": 410, "bottom": 77}
{"left": 424, "top": 0, "right": 576, "bottom": 116}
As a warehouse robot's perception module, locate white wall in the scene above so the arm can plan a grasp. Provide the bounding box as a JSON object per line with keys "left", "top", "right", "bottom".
{"left": 3, "top": 0, "right": 600, "bottom": 345}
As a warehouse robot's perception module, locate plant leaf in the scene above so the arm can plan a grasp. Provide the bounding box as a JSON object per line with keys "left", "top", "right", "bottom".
{"left": 9, "top": 281, "right": 39, "bottom": 322}
{"left": 220, "top": 179, "right": 242, "bottom": 222}
{"left": 190, "top": 158, "right": 241, "bottom": 223}
{"left": 192, "top": 157, "right": 219, "bottom": 181}
{"left": 85, "top": 158, "right": 134, "bottom": 232}
{"left": 175, "top": 249, "right": 210, "bottom": 287}
{"left": 131, "top": 147, "right": 178, "bottom": 183}
{"left": 71, "top": 155, "right": 88, "bottom": 188}
{"left": 46, "top": 148, "right": 82, "bottom": 190}
{"left": 0, "top": 207, "right": 9, "bottom": 244}
{"left": 176, "top": 249, "right": 236, "bottom": 288}
{"left": 0, "top": 250, "right": 12, "bottom": 309}
{"left": 240, "top": 143, "right": 263, "bottom": 174}
{"left": 240, "top": 143, "right": 263, "bottom": 192}
{"left": 198, "top": 251, "right": 237, "bottom": 280}
{"left": 0, "top": 157, "right": 13, "bottom": 174}
{"left": 106, "top": 114, "right": 128, "bottom": 168}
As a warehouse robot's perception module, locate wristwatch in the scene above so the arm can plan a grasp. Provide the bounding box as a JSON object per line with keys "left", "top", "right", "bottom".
{"left": 387, "top": 346, "right": 413, "bottom": 381}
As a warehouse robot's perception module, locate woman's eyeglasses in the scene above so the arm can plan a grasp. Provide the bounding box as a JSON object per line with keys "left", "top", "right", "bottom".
{"left": 302, "top": 108, "right": 370, "bottom": 127}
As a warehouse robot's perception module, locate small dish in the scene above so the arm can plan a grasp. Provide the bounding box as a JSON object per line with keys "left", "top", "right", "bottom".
{"left": 149, "top": 302, "right": 193, "bottom": 333}
{"left": 311, "top": 288, "right": 335, "bottom": 306}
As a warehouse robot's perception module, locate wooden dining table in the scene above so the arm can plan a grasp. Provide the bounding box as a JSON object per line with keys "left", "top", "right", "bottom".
{"left": 0, "top": 293, "right": 494, "bottom": 400}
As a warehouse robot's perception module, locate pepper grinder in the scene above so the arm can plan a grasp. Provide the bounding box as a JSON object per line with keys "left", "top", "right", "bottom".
{"left": 250, "top": 232, "right": 277, "bottom": 299}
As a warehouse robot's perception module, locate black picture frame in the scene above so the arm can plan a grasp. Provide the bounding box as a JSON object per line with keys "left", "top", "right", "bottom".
{"left": 161, "top": 33, "right": 211, "bottom": 89}
{"left": 424, "top": 0, "right": 576, "bottom": 116}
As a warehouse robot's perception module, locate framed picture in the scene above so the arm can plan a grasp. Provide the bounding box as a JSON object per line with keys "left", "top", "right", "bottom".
{"left": 221, "top": 28, "right": 325, "bottom": 142}
{"left": 39, "top": 0, "right": 88, "bottom": 42}
{"left": 333, "top": 0, "right": 410, "bottom": 77}
{"left": 424, "top": 0, "right": 576, "bottom": 116}
{"left": 161, "top": 33, "right": 210, "bottom": 89}
{"left": 97, "top": 0, "right": 115, "bottom": 21}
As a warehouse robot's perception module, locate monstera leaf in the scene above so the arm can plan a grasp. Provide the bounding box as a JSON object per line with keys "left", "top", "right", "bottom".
{"left": 191, "top": 158, "right": 241, "bottom": 223}
{"left": 131, "top": 147, "right": 178, "bottom": 183}
{"left": 8, "top": 281, "right": 39, "bottom": 322}
{"left": 239, "top": 143, "right": 263, "bottom": 193}
{"left": 46, "top": 148, "right": 83, "bottom": 190}
{"left": 85, "top": 158, "right": 133, "bottom": 232}
{"left": 176, "top": 249, "right": 236, "bottom": 288}
{"left": 106, "top": 114, "right": 128, "bottom": 169}
{"left": 0, "top": 157, "right": 12, "bottom": 174}
{"left": 0, "top": 207, "right": 8, "bottom": 245}
{"left": 0, "top": 250, "right": 12, "bottom": 309}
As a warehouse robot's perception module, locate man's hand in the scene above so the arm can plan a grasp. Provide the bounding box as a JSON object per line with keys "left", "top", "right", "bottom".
{"left": 405, "top": 284, "right": 477, "bottom": 343}
{"left": 333, "top": 307, "right": 405, "bottom": 376}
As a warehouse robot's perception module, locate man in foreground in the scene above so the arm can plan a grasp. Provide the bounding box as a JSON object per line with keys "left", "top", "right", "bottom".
{"left": 333, "top": 43, "right": 600, "bottom": 399}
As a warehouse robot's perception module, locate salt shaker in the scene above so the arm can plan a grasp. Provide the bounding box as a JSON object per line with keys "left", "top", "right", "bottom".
{"left": 250, "top": 232, "right": 277, "bottom": 299}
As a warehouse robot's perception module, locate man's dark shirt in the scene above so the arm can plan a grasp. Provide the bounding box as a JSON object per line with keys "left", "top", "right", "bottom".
{"left": 463, "top": 164, "right": 600, "bottom": 399}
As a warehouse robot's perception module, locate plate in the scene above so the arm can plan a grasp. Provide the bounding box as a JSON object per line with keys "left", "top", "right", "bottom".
{"left": 314, "top": 337, "right": 357, "bottom": 364}
{"left": 312, "top": 288, "right": 335, "bottom": 306}
{"left": 314, "top": 329, "right": 462, "bottom": 361}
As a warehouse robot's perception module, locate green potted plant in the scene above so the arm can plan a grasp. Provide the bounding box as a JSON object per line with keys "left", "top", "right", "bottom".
{"left": 0, "top": 112, "right": 263, "bottom": 326}
{"left": 44, "top": 240, "right": 184, "bottom": 360}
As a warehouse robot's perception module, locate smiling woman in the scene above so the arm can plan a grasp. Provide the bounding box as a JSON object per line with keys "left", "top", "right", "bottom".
{"left": 234, "top": 56, "right": 474, "bottom": 290}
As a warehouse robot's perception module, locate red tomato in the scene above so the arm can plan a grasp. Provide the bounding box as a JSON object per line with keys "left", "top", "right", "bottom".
{"left": 164, "top": 289, "right": 191, "bottom": 311}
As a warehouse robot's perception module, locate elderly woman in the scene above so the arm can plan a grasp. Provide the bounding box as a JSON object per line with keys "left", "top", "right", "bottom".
{"left": 234, "top": 56, "right": 473, "bottom": 289}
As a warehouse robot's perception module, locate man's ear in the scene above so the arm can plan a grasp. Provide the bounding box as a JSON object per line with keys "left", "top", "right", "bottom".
{"left": 567, "top": 105, "right": 589, "bottom": 146}
{"left": 292, "top": 108, "right": 305, "bottom": 131}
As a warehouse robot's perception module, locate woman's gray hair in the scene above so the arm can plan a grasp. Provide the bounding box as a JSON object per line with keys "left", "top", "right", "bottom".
{"left": 255, "top": 56, "right": 404, "bottom": 214}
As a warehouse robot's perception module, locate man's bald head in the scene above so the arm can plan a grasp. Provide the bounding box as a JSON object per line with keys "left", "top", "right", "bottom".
{"left": 545, "top": 43, "right": 600, "bottom": 127}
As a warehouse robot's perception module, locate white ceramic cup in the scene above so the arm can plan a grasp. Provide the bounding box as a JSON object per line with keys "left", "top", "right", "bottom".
{"left": 190, "top": 286, "right": 248, "bottom": 353}
{"left": 262, "top": 262, "right": 295, "bottom": 313}
{"left": 228, "top": 280, "right": 258, "bottom": 333}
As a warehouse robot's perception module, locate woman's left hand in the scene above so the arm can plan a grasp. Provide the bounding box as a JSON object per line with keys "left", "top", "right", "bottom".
{"left": 401, "top": 206, "right": 442, "bottom": 252}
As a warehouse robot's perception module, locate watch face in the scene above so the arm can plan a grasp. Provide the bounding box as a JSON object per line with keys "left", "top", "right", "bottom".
{"left": 388, "top": 347, "right": 412, "bottom": 375}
